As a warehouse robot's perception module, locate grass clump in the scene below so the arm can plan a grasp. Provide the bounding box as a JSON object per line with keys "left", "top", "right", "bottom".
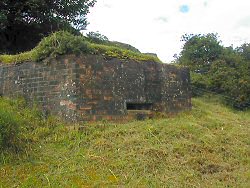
{"left": 0, "top": 109, "right": 23, "bottom": 152}
{"left": 0, "top": 97, "right": 67, "bottom": 164}
{"left": 34, "top": 31, "right": 90, "bottom": 61}
{"left": 0, "top": 97, "right": 36, "bottom": 152}
{"left": 0, "top": 31, "right": 162, "bottom": 64}
{"left": 0, "top": 96, "right": 249, "bottom": 187}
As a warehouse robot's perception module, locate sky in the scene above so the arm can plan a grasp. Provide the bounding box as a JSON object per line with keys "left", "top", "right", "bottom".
{"left": 84, "top": 0, "right": 250, "bottom": 63}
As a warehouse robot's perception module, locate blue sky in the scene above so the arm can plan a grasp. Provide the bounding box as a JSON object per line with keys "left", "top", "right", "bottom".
{"left": 179, "top": 5, "right": 190, "bottom": 13}
{"left": 85, "top": 0, "right": 250, "bottom": 63}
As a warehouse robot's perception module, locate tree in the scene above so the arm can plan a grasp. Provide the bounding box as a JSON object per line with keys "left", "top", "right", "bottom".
{"left": 178, "top": 33, "right": 223, "bottom": 73}
{"left": 177, "top": 33, "right": 250, "bottom": 110}
{"left": 236, "top": 43, "right": 250, "bottom": 61}
{"left": 207, "top": 57, "right": 250, "bottom": 109}
{"left": 0, "top": 0, "right": 96, "bottom": 54}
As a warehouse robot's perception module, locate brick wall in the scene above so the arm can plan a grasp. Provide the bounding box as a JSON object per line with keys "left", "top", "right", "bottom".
{"left": 0, "top": 54, "right": 191, "bottom": 121}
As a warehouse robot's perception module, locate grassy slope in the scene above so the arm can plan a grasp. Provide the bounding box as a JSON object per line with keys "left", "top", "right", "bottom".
{"left": 0, "top": 96, "right": 249, "bottom": 187}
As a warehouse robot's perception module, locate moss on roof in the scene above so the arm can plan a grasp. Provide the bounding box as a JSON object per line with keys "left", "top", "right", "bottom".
{"left": 0, "top": 31, "right": 162, "bottom": 64}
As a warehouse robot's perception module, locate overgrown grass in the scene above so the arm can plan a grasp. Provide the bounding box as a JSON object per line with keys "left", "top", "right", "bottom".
{"left": 0, "top": 31, "right": 162, "bottom": 64}
{"left": 0, "top": 97, "right": 63, "bottom": 162}
{"left": 0, "top": 50, "right": 37, "bottom": 64}
{"left": 0, "top": 97, "right": 36, "bottom": 152}
{"left": 89, "top": 43, "right": 161, "bottom": 63}
{"left": 0, "top": 96, "right": 249, "bottom": 187}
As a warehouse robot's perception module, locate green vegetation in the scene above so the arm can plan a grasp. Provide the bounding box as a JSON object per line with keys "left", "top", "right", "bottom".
{"left": 0, "top": 96, "right": 249, "bottom": 187}
{"left": 177, "top": 33, "right": 250, "bottom": 110}
{"left": 0, "top": 98, "right": 45, "bottom": 153}
{"left": 0, "top": 51, "right": 37, "bottom": 64}
{"left": 0, "top": 0, "right": 96, "bottom": 53}
{"left": 109, "top": 41, "right": 141, "bottom": 53}
{"left": 89, "top": 43, "right": 160, "bottom": 62}
{"left": 0, "top": 98, "right": 26, "bottom": 152}
{"left": 86, "top": 31, "right": 110, "bottom": 44}
{"left": 0, "top": 31, "right": 162, "bottom": 64}
{"left": 86, "top": 31, "right": 141, "bottom": 53}
{"left": 179, "top": 33, "right": 223, "bottom": 73}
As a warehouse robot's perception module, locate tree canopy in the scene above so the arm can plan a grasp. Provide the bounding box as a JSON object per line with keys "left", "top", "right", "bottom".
{"left": 179, "top": 33, "right": 223, "bottom": 73}
{"left": 177, "top": 33, "right": 250, "bottom": 110}
{"left": 0, "top": 0, "right": 96, "bottom": 54}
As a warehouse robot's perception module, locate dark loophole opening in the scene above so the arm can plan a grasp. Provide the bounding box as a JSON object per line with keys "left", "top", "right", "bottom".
{"left": 126, "top": 103, "right": 152, "bottom": 110}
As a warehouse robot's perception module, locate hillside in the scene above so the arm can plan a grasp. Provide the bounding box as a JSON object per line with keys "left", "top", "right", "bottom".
{"left": 0, "top": 96, "right": 249, "bottom": 187}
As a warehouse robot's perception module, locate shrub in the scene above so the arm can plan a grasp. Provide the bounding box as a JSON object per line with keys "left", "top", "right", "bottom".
{"left": 190, "top": 72, "right": 209, "bottom": 96}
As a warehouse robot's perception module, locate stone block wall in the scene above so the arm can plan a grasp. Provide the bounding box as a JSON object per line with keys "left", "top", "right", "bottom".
{"left": 0, "top": 54, "right": 191, "bottom": 121}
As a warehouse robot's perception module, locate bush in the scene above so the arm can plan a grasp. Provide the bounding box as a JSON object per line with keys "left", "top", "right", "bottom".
{"left": 178, "top": 33, "right": 250, "bottom": 110}
{"left": 190, "top": 72, "right": 209, "bottom": 96}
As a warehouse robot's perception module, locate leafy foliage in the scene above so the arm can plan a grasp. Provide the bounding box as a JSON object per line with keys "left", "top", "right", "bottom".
{"left": 177, "top": 33, "right": 250, "bottom": 110}
{"left": 236, "top": 43, "right": 250, "bottom": 61}
{"left": 207, "top": 58, "right": 250, "bottom": 109}
{"left": 0, "top": 0, "right": 96, "bottom": 54}
{"left": 179, "top": 33, "right": 223, "bottom": 73}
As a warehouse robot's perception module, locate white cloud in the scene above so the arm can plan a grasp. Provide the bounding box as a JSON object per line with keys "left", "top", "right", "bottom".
{"left": 236, "top": 16, "right": 250, "bottom": 28}
{"left": 85, "top": 0, "right": 250, "bottom": 63}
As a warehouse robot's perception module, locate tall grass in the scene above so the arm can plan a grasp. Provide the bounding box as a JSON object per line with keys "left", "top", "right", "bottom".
{"left": 0, "top": 98, "right": 32, "bottom": 152}
{"left": 0, "top": 96, "right": 249, "bottom": 187}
